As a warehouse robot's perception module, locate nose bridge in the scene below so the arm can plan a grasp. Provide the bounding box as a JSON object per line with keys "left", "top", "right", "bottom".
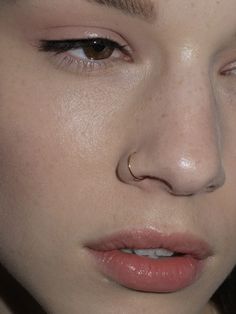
{"left": 163, "top": 61, "right": 218, "bottom": 149}
{"left": 139, "top": 58, "right": 224, "bottom": 195}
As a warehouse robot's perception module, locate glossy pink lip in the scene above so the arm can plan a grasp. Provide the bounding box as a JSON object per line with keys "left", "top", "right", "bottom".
{"left": 87, "top": 229, "right": 212, "bottom": 293}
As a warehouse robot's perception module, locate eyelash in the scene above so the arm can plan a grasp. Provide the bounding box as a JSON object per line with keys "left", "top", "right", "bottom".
{"left": 38, "top": 37, "right": 133, "bottom": 74}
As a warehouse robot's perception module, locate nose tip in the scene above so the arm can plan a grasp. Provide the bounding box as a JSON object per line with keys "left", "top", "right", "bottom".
{"left": 124, "top": 146, "right": 225, "bottom": 196}
{"left": 151, "top": 154, "right": 225, "bottom": 196}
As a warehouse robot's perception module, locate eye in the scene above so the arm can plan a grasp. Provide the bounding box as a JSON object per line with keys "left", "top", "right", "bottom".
{"left": 220, "top": 61, "right": 236, "bottom": 76}
{"left": 67, "top": 38, "right": 123, "bottom": 60}
{"left": 38, "top": 37, "right": 133, "bottom": 73}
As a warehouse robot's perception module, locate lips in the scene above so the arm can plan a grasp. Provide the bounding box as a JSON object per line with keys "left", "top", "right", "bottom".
{"left": 86, "top": 228, "right": 212, "bottom": 293}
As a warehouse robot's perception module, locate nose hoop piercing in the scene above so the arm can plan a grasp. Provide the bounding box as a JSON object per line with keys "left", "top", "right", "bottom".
{"left": 128, "top": 152, "right": 144, "bottom": 181}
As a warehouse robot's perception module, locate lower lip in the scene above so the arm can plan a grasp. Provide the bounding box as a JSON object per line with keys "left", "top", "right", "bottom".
{"left": 89, "top": 249, "right": 205, "bottom": 292}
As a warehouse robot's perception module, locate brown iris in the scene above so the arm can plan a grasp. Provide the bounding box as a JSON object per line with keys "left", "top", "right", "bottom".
{"left": 83, "top": 39, "right": 115, "bottom": 60}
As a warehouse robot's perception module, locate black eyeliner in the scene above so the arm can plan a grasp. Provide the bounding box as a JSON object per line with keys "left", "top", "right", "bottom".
{"left": 38, "top": 38, "right": 126, "bottom": 54}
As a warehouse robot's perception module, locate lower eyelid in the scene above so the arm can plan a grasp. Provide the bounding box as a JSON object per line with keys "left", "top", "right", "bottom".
{"left": 50, "top": 52, "right": 129, "bottom": 74}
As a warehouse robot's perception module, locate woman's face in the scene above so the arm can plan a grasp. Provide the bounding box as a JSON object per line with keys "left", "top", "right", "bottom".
{"left": 1, "top": 0, "right": 236, "bottom": 313}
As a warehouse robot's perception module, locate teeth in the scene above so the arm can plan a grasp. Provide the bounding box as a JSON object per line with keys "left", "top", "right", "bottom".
{"left": 134, "top": 248, "right": 174, "bottom": 258}
{"left": 121, "top": 249, "right": 134, "bottom": 254}
{"left": 121, "top": 248, "right": 174, "bottom": 259}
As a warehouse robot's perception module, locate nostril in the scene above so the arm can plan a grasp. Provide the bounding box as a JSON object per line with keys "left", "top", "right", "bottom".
{"left": 204, "top": 171, "right": 226, "bottom": 193}
{"left": 205, "top": 184, "right": 217, "bottom": 193}
{"left": 154, "top": 177, "right": 173, "bottom": 192}
{"left": 155, "top": 178, "right": 194, "bottom": 197}
{"left": 169, "top": 190, "right": 194, "bottom": 197}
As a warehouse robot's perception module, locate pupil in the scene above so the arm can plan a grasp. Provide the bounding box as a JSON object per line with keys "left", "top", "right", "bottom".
{"left": 84, "top": 39, "right": 114, "bottom": 60}
{"left": 93, "top": 42, "right": 106, "bottom": 52}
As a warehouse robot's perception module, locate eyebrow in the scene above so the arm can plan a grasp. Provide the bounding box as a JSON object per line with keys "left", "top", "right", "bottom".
{"left": 2, "top": 0, "right": 156, "bottom": 22}
{"left": 86, "top": 0, "right": 157, "bottom": 22}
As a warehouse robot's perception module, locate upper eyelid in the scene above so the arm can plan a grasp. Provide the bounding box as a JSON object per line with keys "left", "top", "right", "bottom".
{"left": 36, "top": 25, "right": 133, "bottom": 46}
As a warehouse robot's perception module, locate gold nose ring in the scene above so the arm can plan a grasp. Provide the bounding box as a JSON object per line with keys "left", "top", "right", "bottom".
{"left": 128, "top": 152, "right": 144, "bottom": 181}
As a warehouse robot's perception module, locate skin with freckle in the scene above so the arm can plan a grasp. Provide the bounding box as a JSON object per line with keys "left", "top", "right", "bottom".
{"left": 0, "top": 0, "right": 236, "bottom": 313}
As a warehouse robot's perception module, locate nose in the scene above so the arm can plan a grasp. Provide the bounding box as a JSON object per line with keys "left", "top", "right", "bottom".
{"left": 127, "top": 66, "right": 225, "bottom": 196}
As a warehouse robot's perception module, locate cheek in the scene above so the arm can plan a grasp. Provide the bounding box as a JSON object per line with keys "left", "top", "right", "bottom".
{"left": 0, "top": 69, "right": 121, "bottom": 300}
{"left": 218, "top": 173, "right": 236, "bottom": 259}
{"left": 0, "top": 56, "right": 145, "bottom": 307}
{"left": 196, "top": 78, "right": 236, "bottom": 268}
{"left": 208, "top": 147, "right": 236, "bottom": 269}
{"left": 0, "top": 48, "right": 138, "bottom": 264}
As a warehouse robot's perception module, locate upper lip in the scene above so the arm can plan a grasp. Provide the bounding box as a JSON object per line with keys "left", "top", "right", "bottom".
{"left": 86, "top": 228, "right": 213, "bottom": 260}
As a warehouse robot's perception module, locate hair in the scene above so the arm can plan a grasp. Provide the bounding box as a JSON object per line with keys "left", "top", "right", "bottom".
{"left": 212, "top": 266, "right": 236, "bottom": 314}
{"left": 0, "top": 263, "right": 46, "bottom": 314}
